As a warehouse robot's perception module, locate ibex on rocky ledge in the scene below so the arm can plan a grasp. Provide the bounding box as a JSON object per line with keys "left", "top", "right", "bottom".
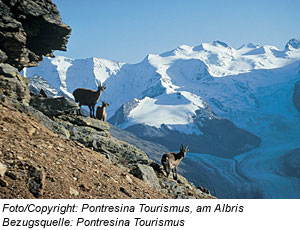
{"left": 161, "top": 144, "right": 189, "bottom": 180}
{"left": 73, "top": 82, "right": 106, "bottom": 118}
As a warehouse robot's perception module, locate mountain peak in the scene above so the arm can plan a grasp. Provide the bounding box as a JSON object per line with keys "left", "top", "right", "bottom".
{"left": 211, "top": 40, "right": 231, "bottom": 48}
{"left": 193, "top": 41, "right": 231, "bottom": 52}
{"left": 238, "top": 43, "right": 259, "bottom": 49}
{"left": 143, "top": 53, "right": 157, "bottom": 61}
{"left": 285, "top": 38, "right": 300, "bottom": 50}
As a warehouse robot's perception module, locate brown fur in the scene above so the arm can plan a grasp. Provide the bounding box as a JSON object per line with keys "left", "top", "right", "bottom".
{"left": 161, "top": 144, "right": 189, "bottom": 180}
{"left": 96, "top": 101, "right": 110, "bottom": 121}
{"left": 73, "top": 82, "right": 106, "bottom": 118}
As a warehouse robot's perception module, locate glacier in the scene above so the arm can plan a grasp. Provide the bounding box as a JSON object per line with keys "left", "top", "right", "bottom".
{"left": 22, "top": 39, "right": 300, "bottom": 198}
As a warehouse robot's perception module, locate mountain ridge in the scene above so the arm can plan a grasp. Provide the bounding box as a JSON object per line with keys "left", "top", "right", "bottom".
{"left": 22, "top": 39, "right": 300, "bottom": 136}
{"left": 21, "top": 39, "right": 300, "bottom": 198}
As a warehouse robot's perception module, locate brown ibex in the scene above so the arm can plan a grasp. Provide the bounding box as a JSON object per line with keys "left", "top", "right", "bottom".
{"left": 161, "top": 144, "right": 189, "bottom": 180}
{"left": 96, "top": 101, "right": 110, "bottom": 121}
{"left": 73, "top": 82, "right": 106, "bottom": 118}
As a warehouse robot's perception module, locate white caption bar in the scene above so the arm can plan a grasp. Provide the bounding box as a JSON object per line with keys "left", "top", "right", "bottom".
{"left": 0, "top": 199, "right": 298, "bottom": 230}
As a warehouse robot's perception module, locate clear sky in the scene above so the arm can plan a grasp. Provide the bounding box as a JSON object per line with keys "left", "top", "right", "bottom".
{"left": 53, "top": 0, "right": 300, "bottom": 64}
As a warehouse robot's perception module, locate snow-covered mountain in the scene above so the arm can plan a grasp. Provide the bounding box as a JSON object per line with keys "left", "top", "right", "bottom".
{"left": 22, "top": 39, "right": 300, "bottom": 198}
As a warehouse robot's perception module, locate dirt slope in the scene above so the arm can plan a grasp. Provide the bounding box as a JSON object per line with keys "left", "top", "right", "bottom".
{"left": 0, "top": 101, "right": 169, "bottom": 199}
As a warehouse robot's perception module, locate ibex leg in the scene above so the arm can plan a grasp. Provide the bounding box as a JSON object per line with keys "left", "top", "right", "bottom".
{"left": 172, "top": 167, "right": 178, "bottom": 180}
{"left": 162, "top": 164, "right": 169, "bottom": 178}
{"left": 92, "top": 105, "right": 95, "bottom": 118}
{"left": 77, "top": 104, "right": 82, "bottom": 115}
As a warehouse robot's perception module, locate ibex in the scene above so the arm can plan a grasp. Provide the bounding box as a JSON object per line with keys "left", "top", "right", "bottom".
{"left": 96, "top": 101, "right": 110, "bottom": 121}
{"left": 73, "top": 82, "right": 106, "bottom": 118}
{"left": 161, "top": 144, "right": 189, "bottom": 180}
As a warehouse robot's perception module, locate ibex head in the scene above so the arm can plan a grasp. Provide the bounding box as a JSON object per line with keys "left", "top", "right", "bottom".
{"left": 102, "top": 101, "right": 110, "bottom": 107}
{"left": 97, "top": 82, "right": 106, "bottom": 92}
{"left": 180, "top": 144, "right": 189, "bottom": 157}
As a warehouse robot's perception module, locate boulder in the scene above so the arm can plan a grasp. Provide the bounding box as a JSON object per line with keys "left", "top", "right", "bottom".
{"left": 56, "top": 117, "right": 149, "bottom": 166}
{"left": 27, "top": 165, "right": 45, "bottom": 198}
{"left": 158, "top": 175, "right": 214, "bottom": 199}
{"left": 58, "top": 114, "right": 110, "bottom": 131}
{"left": 30, "top": 96, "right": 79, "bottom": 117}
{"left": 0, "top": 63, "right": 30, "bottom": 105}
{"left": 130, "top": 164, "right": 161, "bottom": 189}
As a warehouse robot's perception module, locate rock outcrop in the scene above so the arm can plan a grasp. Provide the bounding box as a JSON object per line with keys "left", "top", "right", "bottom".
{"left": 30, "top": 96, "right": 79, "bottom": 117}
{"left": 0, "top": 63, "right": 30, "bottom": 105}
{"left": 0, "top": 0, "right": 71, "bottom": 105}
{"left": 0, "top": 0, "right": 71, "bottom": 70}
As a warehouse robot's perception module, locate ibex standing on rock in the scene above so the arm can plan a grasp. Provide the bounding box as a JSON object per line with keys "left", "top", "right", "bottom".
{"left": 96, "top": 101, "right": 110, "bottom": 121}
{"left": 161, "top": 144, "right": 189, "bottom": 180}
{"left": 73, "top": 82, "right": 106, "bottom": 118}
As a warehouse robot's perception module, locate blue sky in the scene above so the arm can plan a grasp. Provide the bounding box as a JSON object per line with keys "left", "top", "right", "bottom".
{"left": 53, "top": 0, "right": 300, "bottom": 63}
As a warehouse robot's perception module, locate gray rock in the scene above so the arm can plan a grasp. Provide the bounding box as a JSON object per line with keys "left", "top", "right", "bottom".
{"left": 0, "top": 0, "right": 71, "bottom": 70}
{"left": 27, "top": 165, "right": 45, "bottom": 198}
{"left": 160, "top": 179, "right": 186, "bottom": 195}
{"left": 30, "top": 96, "right": 79, "bottom": 117}
{"left": 0, "top": 63, "right": 19, "bottom": 78}
{"left": 0, "top": 49, "right": 7, "bottom": 63}
{"left": 58, "top": 115, "right": 110, "bottom": 131}
{"left": 56, "top": 116, "right": 149, "bottom": 166}
{"left": 158, "top": 175, "right": 214, "bottom": 199}
{"left": 58, "top": 120, "right": 105, "bottom": 146}
{"left": 0, "top": 64, "right": 30, "bottom": 105}
{"left": 130, "top": 164, "right": 161, "bottom": 189}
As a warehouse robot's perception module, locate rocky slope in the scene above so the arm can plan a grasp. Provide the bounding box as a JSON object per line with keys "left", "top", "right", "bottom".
{"left": 0, "top": 98, "right": 169, "bottom": 198}
{"left": 0, "top": 94, "right": 214, "bottom": 199}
